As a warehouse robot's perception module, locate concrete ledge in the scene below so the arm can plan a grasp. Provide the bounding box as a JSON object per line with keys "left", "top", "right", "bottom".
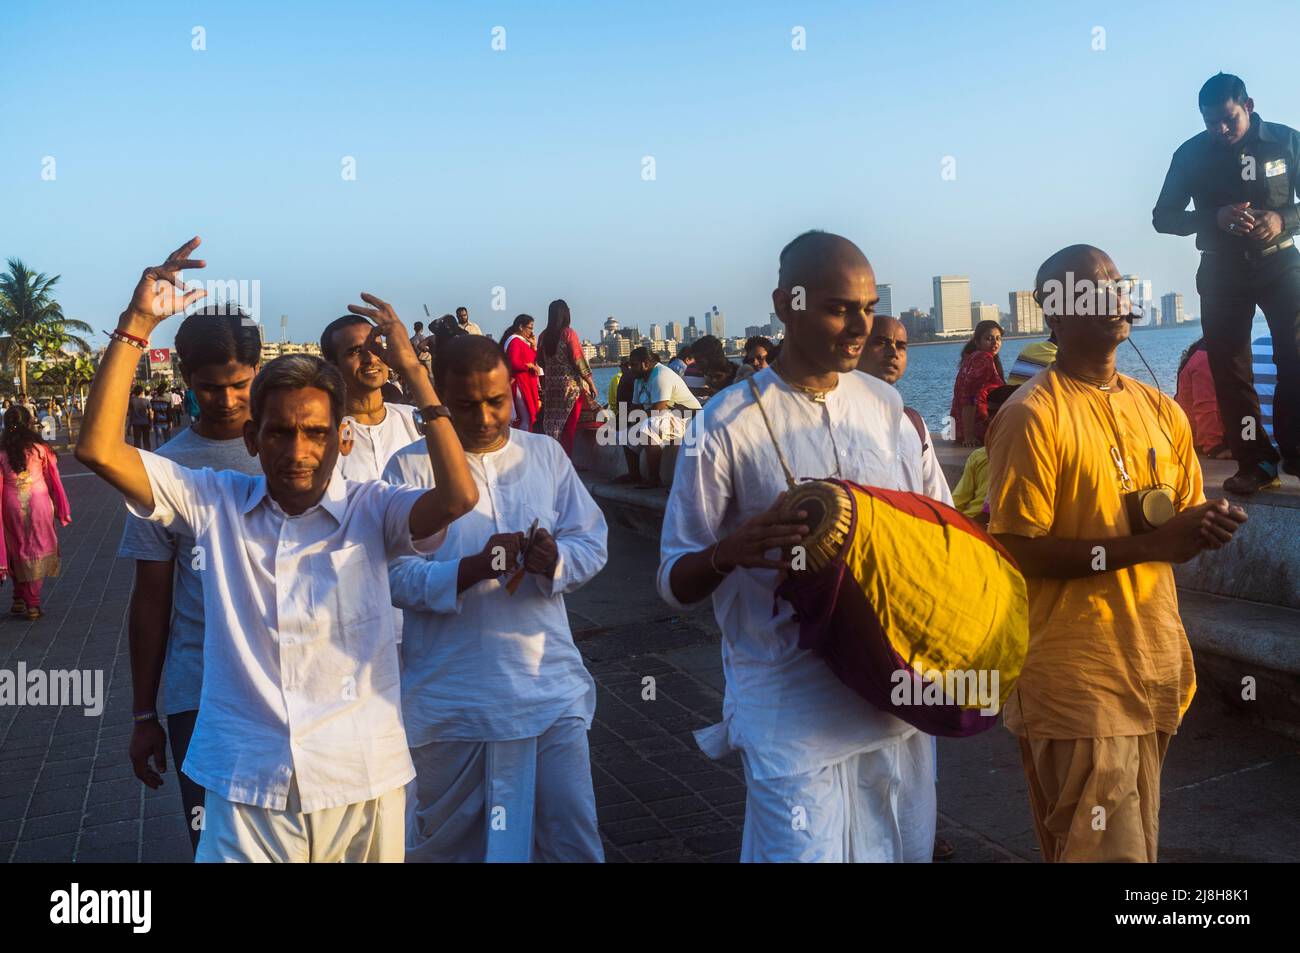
{"left": 1179, "top": 589, "right": 1300, "bottom": 676}
{"left": 1181, "top": 590, "right": 1300, "bottom": 741}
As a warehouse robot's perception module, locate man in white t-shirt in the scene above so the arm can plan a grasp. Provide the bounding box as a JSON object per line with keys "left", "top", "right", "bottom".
{"left": 623, "top": 347, "right": 701, "bottom": 489}
{"left": 321, "top": 314, "right": 423, "bottom": 481}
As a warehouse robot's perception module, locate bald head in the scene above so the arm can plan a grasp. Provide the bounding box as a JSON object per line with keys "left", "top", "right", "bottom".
{"left": 871, "top": 314, "right": 905, "bottom": 338}
{"left": 772, "top": 230, "right": 877, "bottom": 377}
{"left": 778, "top": 231, "right": 873, "bottom": 291}
{"left": 860, "top": 315, "right": 908, "bottom": 383}
{"left": 1032, "top": 243, "right": 1130, "bottom": 357}
{"left": 1033, "top": 244, "right": 1116, "bottom": 314}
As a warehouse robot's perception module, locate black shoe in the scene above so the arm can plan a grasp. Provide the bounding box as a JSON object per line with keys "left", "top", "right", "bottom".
{"left": 1223, "top": 463, "right": 1281, "bottom": 495}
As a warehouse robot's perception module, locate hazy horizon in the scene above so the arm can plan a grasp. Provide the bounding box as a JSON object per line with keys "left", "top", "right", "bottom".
{"left": 4, "top": 0, "right": 1297, "bottom": 348}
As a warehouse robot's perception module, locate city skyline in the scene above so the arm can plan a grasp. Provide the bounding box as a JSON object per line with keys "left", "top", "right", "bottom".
{"left": 3, "top": 0, "right": 1289, "bottom": 348}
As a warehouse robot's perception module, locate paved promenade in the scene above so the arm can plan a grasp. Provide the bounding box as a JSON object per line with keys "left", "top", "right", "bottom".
{"left": 1, "top": 452, "right": 1297, "bottom": 863}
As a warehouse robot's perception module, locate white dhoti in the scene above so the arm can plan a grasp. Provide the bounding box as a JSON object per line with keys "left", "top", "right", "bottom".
{"left": 739, "top": 728, "right": 936, "bottom": 863}
{"left": 195, "top": 778, "right": 405, "bottom": 863}
{"left": 406, "top": 717, "right": 603, "bottom": 863}
{"left": 629, "top": 411, "right": 688, "bottom": 447}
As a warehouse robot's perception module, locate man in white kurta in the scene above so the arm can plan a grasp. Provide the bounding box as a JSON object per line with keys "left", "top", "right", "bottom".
{"left": 657, "top": 231, "right": 944, "bottom": 862}
{"left": 385, "top": 335, "right": 608, "bottom": 862}
{"left": 75, "top": 245, "right": 477, "bottom": 863}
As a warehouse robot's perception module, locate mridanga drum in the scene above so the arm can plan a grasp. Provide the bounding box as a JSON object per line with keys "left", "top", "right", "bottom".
{"left": 775, "top": 478, "right": 1029, "bottom": 737}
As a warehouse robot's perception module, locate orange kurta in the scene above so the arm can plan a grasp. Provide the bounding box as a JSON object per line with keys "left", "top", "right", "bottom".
{"left": 984, "top": 367, "right": 1205, "bottom": 740}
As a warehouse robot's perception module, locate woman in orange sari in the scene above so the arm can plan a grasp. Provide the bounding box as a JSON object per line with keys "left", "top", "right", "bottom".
{"left": 537, "top": 299, "right": 598, "bottom": 454}
{"left": 0, "top": 406, "right": 71, "bottom": 620}
{"left": 501, "top": 313, "right": 541, "bottom": 431}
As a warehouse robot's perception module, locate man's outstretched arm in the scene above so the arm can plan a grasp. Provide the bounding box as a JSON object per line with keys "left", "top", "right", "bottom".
{"left": 76, "top": 238, "right": 208, "bottom": 508}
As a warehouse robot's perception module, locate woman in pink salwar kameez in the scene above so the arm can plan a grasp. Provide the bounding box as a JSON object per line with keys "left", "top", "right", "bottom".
{"left": 0, "top": 407, "right": 71, "bottom": 620}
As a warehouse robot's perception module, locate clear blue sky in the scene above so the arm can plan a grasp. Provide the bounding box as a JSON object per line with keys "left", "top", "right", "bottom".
{"left": 3, "top": 0, "right": 1298, "bottom": 347}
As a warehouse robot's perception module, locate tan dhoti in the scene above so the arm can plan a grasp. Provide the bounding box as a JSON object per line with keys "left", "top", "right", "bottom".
{"left": 1017, "top": 732, "right": 1171, "bottom": 863}
{"left": 196, "top": 778, "right": 406, "bottom": 863}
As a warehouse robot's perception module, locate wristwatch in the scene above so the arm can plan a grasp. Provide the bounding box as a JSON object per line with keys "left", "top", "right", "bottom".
{"left": 416, "top": 404, "right": 452, "bottom": 435}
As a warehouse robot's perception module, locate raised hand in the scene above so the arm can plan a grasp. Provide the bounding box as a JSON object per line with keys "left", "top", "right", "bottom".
{"left": 123, "top": 237, "right": 207, "bottom": 330}
{"left": 346, "top": 293, "right": 418, "bottom": 373}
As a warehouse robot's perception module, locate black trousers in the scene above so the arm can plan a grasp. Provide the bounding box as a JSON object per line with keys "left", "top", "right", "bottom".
{"left": 166, "top": 709, "right": 206, "bottom": 856}
{"left": 1197, "top": 245, "right": 1300, "bottom": 466}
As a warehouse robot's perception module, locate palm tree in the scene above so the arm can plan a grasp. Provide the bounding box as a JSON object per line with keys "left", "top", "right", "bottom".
{"left": 0, "top": 258, "right": 93, "bottom": 396}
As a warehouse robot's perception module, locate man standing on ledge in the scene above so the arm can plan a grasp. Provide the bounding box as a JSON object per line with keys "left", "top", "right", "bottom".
{"left": 77, "top": 238, "right": 478, "bottom": 862}
{"left": 986, "top": 244, "right": 1247, "bottom": 862}
{"left": 657, "top": 231, "right": 937, "bottom": 862}
{"left": 1153, "top": 72, "right": 1300, "bottom": 494}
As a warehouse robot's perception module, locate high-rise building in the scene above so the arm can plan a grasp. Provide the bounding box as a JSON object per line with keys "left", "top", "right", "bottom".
{"left": 1122, "top": 275, "right": 1156, "bottom": 327}
{"left": 877, "top": 284, "right": 893, "bottom": 317}
{"left": 603, "top": 316, "right": 620, "bottom": 337}
{"left": 898, "top": 307, "right": 933, "bottom": 340}
{"left": 1008, "top": 290, "right": 1044, "bottom": 335}
{"left": 932, "top": 276, "right": 972, "bottom": 336}
{"left": 1161, "top": 292, "right": 1185, "bottom": 325}
{"left": 971, "top": 301, "right": 1000, "bottom": 326}
{"left": 650, "top": 324, "right": 663, "bottom": 341}
{"left": 603, "top": 337, "right": 632, "bottom": 362}
{"left": 667, "top": 320, "right": 683, "bottom": 341}
{"left": 704, "top": 306, "right": 724, "bottom": 339}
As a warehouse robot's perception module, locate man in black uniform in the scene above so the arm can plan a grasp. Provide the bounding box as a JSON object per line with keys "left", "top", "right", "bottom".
{"left": 1154, "top": 72, "right": 1300, "bottom": 494}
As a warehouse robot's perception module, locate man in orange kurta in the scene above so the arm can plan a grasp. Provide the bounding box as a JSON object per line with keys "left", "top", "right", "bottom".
{"left": 986, "top": 244, "right": 1249, "bottom": 862}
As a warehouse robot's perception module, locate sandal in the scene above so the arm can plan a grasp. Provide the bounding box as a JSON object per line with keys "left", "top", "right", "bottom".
{"left": 25, "top": 607, "right": 42, "bottom": 621}
{"left": 10, "top": 601, "right": 25, "bottom": 616}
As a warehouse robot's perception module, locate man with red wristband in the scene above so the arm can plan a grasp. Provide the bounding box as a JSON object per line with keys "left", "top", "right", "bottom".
{"left": 77, "top": 237, "right": 479, "bottom": 862}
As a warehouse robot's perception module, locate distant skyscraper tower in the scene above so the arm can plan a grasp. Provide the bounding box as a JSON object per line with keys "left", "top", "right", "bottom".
{"left": 932, "top": 276, "right": 972, "bottom": 335}
{"left": 704, "top": 306, "right": 724, "bottom": 339}
{"left": 602, "top": 316, "right": 620, "bottom": 338}
{"left": 877, "top": 284, "right": 893, "bottom": 317}
{"left": 1161, "top": 292, "right": 1185, "bottom": 325}
{"left": 667, "top": 320, "right": 683, "bottom": 341}
{"left": 650, "top": 324, "right": 663, "bottom": 341}
{"left": 1008, "top": 290, "right": 1044, "bottom": 335}
{"left": 1122, "top": 275, "right": 1156, "bottom": 326}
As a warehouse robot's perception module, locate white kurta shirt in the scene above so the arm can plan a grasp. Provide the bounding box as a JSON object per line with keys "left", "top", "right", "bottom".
{"left": 384, "top": 429, "right": 608, "bottom": 745}
{"left": 129, "top": 450, "right": 442, "bottom": 812}
{"left": 335, "top": 401, "right": 422, "bottom": 482}
{"left": 657, "top": 366, "right": 952, "bottom": 781}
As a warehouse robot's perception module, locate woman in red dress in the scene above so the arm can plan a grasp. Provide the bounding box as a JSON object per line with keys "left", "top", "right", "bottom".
{"left": 949, "top": 320, "right": 1005, "bottom": 446}
{"left": 501, "top": 314, "right": 541, "bottom": 431}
